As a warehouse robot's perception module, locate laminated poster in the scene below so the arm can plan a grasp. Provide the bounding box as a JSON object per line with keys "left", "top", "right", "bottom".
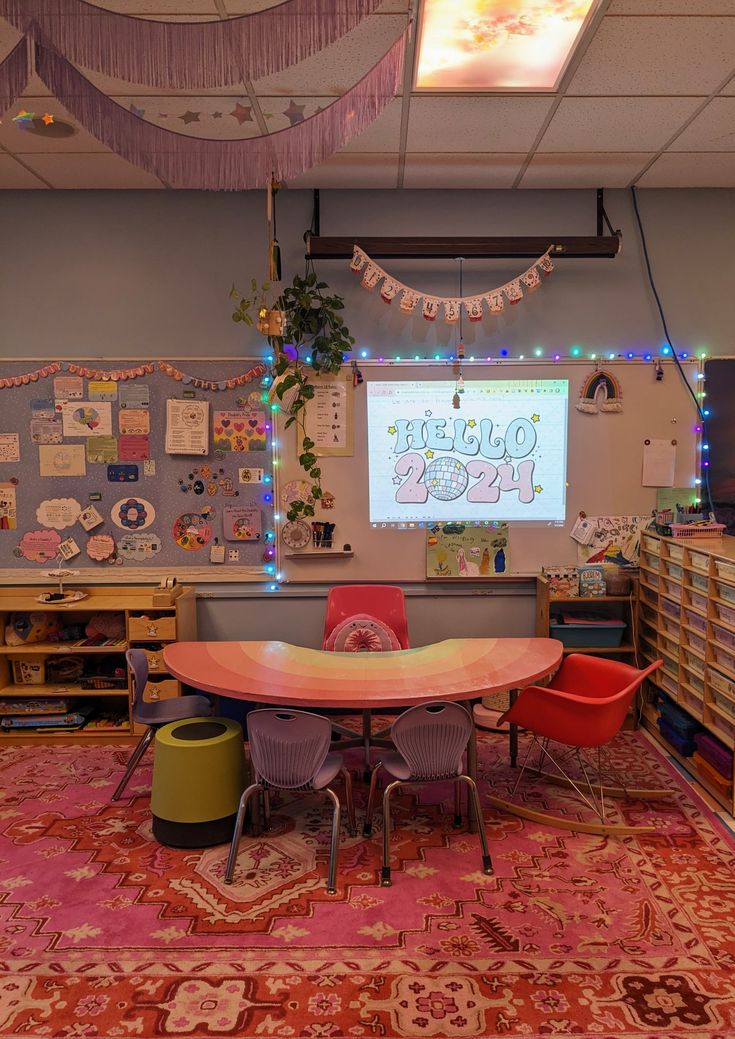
{"left": 39, "top": 444, "right": 86, "bottom": 477}
{"left": 31, "top": 419, "right": 63, "bottom": 445}
{"left": 302, "top": 372, "right": 353, "bottom": 456}
{"left": 119, "top": 435, "right": 150, "bottom": 461}
{"left": 53, "top": 376, "right": 84, "bottom": 401}
{"left": 88, "top": 381, "right": 118, "bottom": 402}
{"left": 19, "top": 529, "right": 61, "bottom": 562}
{"left": 60, "top": 401, "right": 113, "bottom": 437}
{"left": 86, "top": 436, "right": 118, "bottom": 464}
{"left": 120, "top": 384, "right": 150, "bottom": 409}
{"left": 165, "top": 399, "right": 209, "bottom": 456}
{"left": 36, "top": 498, "right": 82, "bottom": 531}
{"left": 223, "top": 505, "right": 262, "bottom": 541}
{"left": 119, "top": 409, "right": 150, "bottom": 436}
{"left": 213, "top": 411, "right": 266, "bottom": 452}
{"left": 0, "top": 433, "right": 20, "bottom": 463}
{"left": 0, "top": 483, "right": 17, "bottom": 530}
{"left": 576, "top": 516, "right": 645, "bottom": 566}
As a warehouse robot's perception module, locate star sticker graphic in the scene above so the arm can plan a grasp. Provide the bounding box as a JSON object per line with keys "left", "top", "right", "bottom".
{"left": 180, "top": 110, "right": 201, "bottom": 125}
{"left": 531, "top": 413, "right": 541, "bottom": 423}
{"left": 534, "top": 485, "right": 543, "bottom": 493}
{"left": 467, "top": 419, "right": 477, "bottom": 428}
{"left": 392, "top": 476, "right": 402, "bottom": 485}
{"left": 426, "top": 450, "right": 434, "bottom": 459}
{"left": 425, "top": 410, "right": 432, "bottom": 417}
{"left": 283, "top": 100, "right": 306, "bottom": 125}
{"left": 230, "top": 103, "right": 253, "bottom": 125}
{"left": 42, "top": 113, "right": 54, "bottom": 126}
{"left": 213, "top": 111, "right": 223, "bottom": 119}
{"left": 129, "top": 103, "right": 145, "bottom": 118}
{"left": 387, "top": 425, "right": 397, "bottom": 435}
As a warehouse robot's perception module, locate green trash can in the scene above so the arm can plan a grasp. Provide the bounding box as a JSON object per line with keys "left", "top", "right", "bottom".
{"left": 151, "top": 716, "right": 247, "bottom": 848}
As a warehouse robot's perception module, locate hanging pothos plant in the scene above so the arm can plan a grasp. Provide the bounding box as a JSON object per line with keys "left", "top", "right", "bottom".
{"left": 231, "top": 266, "right": 354, "bottom": 521}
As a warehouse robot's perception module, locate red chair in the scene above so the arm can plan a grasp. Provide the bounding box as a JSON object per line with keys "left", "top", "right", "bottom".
{"left": 486, "top": 654, "right": 670, "bottom": 835}
{"left": 322, "top": 585, "right": 410, "bottom": 775}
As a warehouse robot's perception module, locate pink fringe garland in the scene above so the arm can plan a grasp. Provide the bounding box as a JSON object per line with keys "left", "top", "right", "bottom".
{"left": 0, "top": 37, "right": 29, "bottom": 116}
{"left": 0, "top": 0, "right": 385, "bottom": 90}
{"left": 34, "top": 31, "right": 407, "bottom": 190}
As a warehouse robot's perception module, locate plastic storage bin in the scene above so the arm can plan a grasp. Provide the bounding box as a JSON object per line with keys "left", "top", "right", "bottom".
{"left": 681, "top": 667, "right": 705, "bottom": 695}
{"left": 689, "top": 572, "right": 709, "bottom": 592}
{"left": 642, "top": 535, "right": 660, "bottom": 555}
{"left": 713, "top": 623, "right": 735, "bottom": 650}
{"left": 666, "top": 544, "right": 685, "bottom": 563}
{"left": 693, "top": 752, "right": 732, "bottom": 797}
{"left": 679, "top": 686, "right": 703, "bottom": 716}
{"left": 683, "top": 649, "right": 705, "bottom": 675}
{"left": 710, "top": 712, "right": 735, "bottom": 744}
{"left": 713, "top": 645, "right": 735, "bottom": 674}
{"left": 711, "top": 688, "right": 735, "bottom": 718}
{"left": 714, "top": 602, "right": 735, "bottom": 627}
{"left": 687, "top": 590, "right": 708, "bottom": 613}
{"left": 660, "top": 673, "right": 678, "bottom": 697}
{"left": 549, "top": 620, "right": 626, "bottom": 648}
{"left": 715, "top": 559, "right": 735, "bottom": 583}
{"left": 694, "top": 730, "right": 734, "bottom": 778}
{"left": 715, "top": 581, "right": 735, "bottom": 605}
{"left": 685, "top": 629, "right": 706, "bottom": 654}
{"left": 708, "top": 666, "right": 735, "bottom": 700}
{"left": 683, "top": 608, "right": 706, "bottom": 633}
{"left": 665, "top": 562, "right": 683, "bottom": 581}
{"left": 662, "top": 618, "right": 680, "bottom": 638}
{"left": 688, "top": 550, "right": 709, "bottom": 572}
{"left": 658, "top": 716, "right": 696, "bottom": 755}
{"left": 662, "top": 579, "right": 681, "bottom": 601}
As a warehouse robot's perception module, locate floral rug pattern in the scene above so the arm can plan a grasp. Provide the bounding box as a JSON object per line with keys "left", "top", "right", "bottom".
{"left": 0, "top": 731, "right": 734, "bottom": 1037}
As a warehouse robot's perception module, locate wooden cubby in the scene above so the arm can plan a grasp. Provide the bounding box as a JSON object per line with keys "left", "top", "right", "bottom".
{"left": 0, "top": 585, "right": 196, "bottom": 745}
{"left": 638, "top": 531, "right": 735, "bottom": 812}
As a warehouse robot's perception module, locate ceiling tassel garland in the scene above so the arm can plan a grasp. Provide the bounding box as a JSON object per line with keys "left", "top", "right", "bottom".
{"left": 0, "top": 0, "right": 385, "bottom": 90}
{"left": 350, "top": 244, "right": 554, "bottom": 324}
{"left": 0, "top": 37, "right": 29, "bottom": 116}
{"left": 32, "top": 31, "right": 407, "bottom": 190}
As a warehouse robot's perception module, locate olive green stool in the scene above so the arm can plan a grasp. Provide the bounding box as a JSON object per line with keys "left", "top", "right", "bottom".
{"left": 151, "top": 717, "right": 247, "bottom": 848}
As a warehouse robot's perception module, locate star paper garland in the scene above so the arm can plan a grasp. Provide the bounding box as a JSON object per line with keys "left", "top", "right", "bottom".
{"left": 350, "top": 245, "right": 555, "bottom": 323}
{"left": 0, "top": 360, "right": 267, "bottom": 391}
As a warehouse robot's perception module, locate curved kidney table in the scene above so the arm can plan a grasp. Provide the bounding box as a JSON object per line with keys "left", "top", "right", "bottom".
{"left": 164, "top": 637, "right": 563, "bottom": 830}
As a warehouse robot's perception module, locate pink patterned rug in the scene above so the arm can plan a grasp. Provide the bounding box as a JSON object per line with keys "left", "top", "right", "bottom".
{"left": 0, "top": 730, "right": 734, "bottom": 1038}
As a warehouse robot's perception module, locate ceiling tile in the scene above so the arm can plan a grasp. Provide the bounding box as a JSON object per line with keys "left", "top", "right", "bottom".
{"left": 520, "top": 152, "right": 654, "bottom": 188}
{"left": 721, "top": 76, "right": 735, "bottom": 95}
{"left": 20, "top": 153, "right": 165, "bottom": 189}
{"left": 339, "top": 98, "right": 403, "bottom": 153}
{"left": 251, "top": 14, "right": 407, "bottom": 95}
{"left": 286, "top": 153, "right": 398, "bottom": 188}
{"left": 0, "top": 154, "right": 48, "bottom": 188}
{"left": 403, "top": 154, "right": 523, "bottom": 189}
{"left": 608, "top": 1, "right": 735, "bottom": 11}
{"left": 538, "top": 97, "right": 702, "bottom": 152}
{"left": 567, "top": 17, "right": 735, "bottom": 95}
{"left": 406, "top": 97, "right": 554, "bottom": 153}
{"left": 261, "top": 96, "right": 402, "bottom": 151}
{"left": 669, "top": 98, "right": 735, "bottom": 150}
{"left": 636, "top": 151, "right": 735, "bottom": 186}
{"left": 0, "top": 19, "right": 22, "bottom": 53}
{"left": 0, "top": 98, "right": 110, "bottom": 154}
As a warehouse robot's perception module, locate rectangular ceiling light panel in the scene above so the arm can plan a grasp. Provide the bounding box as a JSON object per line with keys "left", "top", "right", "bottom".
{"left": 416, "top": 0, "right": 602, "bottom": 91}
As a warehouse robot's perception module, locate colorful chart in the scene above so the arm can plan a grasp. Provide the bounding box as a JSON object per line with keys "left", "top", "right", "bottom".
{"left": 172, "top": 511, "right": 214, "bottom": 551}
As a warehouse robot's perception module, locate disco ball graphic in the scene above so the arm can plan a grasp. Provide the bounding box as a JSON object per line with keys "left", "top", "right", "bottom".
{"left": 425, "top": 457, "right": 468, "bottom": 501}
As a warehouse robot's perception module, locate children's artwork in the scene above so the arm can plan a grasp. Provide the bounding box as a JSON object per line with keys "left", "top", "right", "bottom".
{"left": 61, "top": 401, "right": 113, "bottom": 437}
{"left": 53, "top": 376, "right": 84, "bottom": 401}
{"left": 166, "top": 399, "right": 209, "bottom": 455}
{"left": 213, "top": 410, "right": 266, "bottom": 452}
{"left": 19, "top": 529, "right": 62, "bottom": 563}
{"left": 39, "top": 444, "right": 86, "bottom": 477}
{"left": 223, "top": 505, "right": 262, "bottom": 541}
{"left": 542, "top": 565, "right": 580, "bottom": 598}
{"left": 172, "top": 511, "right": 213, "bottom": 551}
{"left": 569, "top": 514, "right": 596, "bottom": 545}
{"left": 107, "top": 464, "right": 138, "bottom": 482}
{"left": 31, "top": 400, "right": 56, "bottom": 420}
{"left": 281, "top": 479, "right": 312, "bottom": 504}
{"left": 78, "top": 504, "right": 104, "bottom": 531}
{"left": 656, "top": 487, "right": 696, "bottom": 513}
{"left": 88, "top": 381, "right": 118, "bottom": 402}
{"left": 36, "top": 498, "right": 82, "bottom": 531}
{"left": 119, "top": 409, "right": 150, "bottom": 435}
{"left": 112, "top": 497, "right": 155, "bottom": 531}
{"left": 119, "top": 435, "right": 150, "bottom": 461}
{"left": 87, "top": 533, "right": 116, "bottom": 561}
{"left": 303, "top": 372, "right": 353, "bottom": 456}
{"left": 239, "top": 467, "right": 264, "bottom": 484}
{"left": 0, "top": 482, "right": 17, "bottom": 530}
{"left": 367, "top": 380, "right": 568, "bottom": 524}
{"left": 0, "top": 433, "right": 20, "bottom": 462}
{"left": 426, "top": 522, "right": 509, "bottom": 578}
{"left": 86, "top": 436, "right": 118, "bottom": 464}
{"left": 57, "top": 536, "right": 81, "bottom": 561}
{"left": 120, "top": 384, "right": 150, "bottom": 409}
{"left": 577, "top": 564, "right": 606, "bottom": 597}
{"left": 118, "top": 532, "right": 162, "bottom": 561}
{"left": 31, "top": 419, "right": 63, "bottom": 445}
{"left": 577, "top": 515, "right": 645, "bottom": 566}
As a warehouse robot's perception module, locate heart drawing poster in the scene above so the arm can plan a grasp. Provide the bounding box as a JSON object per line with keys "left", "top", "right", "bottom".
{"left": 213, "top": 411, "right": 267, "bottom": 452}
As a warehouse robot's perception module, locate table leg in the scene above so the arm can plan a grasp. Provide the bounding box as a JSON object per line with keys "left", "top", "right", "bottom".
{"left": 465, "top": 701, "right": 478, "bottom": 834}
{"left": 509, "top": 689, "right": 519, "bottom": 767}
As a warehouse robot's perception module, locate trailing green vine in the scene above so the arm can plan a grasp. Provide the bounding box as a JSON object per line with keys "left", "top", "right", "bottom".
{"left": 231, "top": 267, "right": 354, "bottom": 521}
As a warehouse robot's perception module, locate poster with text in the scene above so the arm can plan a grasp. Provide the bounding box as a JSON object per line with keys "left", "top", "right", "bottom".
{"left": 303, "top": 372, "right": 353, "bottom": 456}
{"left": 367, "top": 380, "right": 568, "bottom": 525}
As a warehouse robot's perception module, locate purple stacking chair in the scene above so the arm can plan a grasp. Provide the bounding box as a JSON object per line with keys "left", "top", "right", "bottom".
{"left": 112, "top": 649, "right": 212, "bottom": 801}
{"left": 225, "top": 709, "right": 356, "bottom": 894}
{"left": 363, "top": 701, "right": 494, "bottom": 886}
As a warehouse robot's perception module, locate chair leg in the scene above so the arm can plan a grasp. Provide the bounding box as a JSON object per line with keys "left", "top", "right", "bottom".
{"left": 458, "top": 775, "right": 493, "bottom": 875}
{"left": 224, "top": 782, "right": 262, "bottom": 884}
{"left": 362, "top": 709, "right": 372, "bottom": 781}
{"left": 363, "top": 762, "right": 382, "bottom": 837}
{"left": 262, "top": 787, "right": 271, "bottom": 831}
{"left": 341, "top": 767, "right": 357, "bottom": 837}
{"left": 324, "top": 786, "right": 341, "bottom": 894}
{"left": 453, "top": 779, "right": 463, "bottom": 828}
{"left": 509, "top": 734, "right": 541, "bottom": 798}
{"left": 381, "top": 779, "right": 402, "bottom": 887}
{"left": 112, "top": 727, "right": 155, "bottom": 801}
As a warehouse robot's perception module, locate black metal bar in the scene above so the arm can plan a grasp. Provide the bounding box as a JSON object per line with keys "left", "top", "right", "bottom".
{"left": 313, "top": 188, "right": 320, "bottom": 237}
{"left": 597, "top": 188, "right": 604, "bottom": 236}
{"left": 306, "top": 235, "right": 621, "bottom": 260}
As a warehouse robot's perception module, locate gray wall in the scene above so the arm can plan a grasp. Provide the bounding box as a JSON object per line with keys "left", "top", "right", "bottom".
{"left": 1, "top": 186, "right": 732, "bottom": 643}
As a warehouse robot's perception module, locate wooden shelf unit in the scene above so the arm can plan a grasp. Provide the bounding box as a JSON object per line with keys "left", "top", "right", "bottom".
{"left": 0, "top": 585, "right": 196, "bottom": 745}
{"left": 638, "top": 531, "right": 735, "bottom": 812}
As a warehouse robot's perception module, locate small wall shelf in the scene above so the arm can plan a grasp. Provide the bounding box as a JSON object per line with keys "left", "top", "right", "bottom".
{"left": 284, "top": 551, "right": 355, "bottom": 560}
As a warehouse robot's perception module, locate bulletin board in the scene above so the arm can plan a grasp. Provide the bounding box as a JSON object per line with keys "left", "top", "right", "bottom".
{"left": 277, "top": 359, "right": 700, "bottom": 583}
{"left": 0, "top": 358, "right": 274, "bottom": 580}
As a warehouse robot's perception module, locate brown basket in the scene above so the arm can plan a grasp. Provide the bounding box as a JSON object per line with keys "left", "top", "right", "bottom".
{"left": 604, "top": 568, "right": 632, "bottom": 595}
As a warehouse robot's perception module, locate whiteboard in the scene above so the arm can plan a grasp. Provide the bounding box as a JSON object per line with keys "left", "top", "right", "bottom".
{"left": 277, "top": 360, "right": 699, "bottom": 581}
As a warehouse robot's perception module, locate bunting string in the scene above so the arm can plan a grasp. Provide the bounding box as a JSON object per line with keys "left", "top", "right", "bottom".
{"left": 0, "top": 0, "right": 385, "bottom": 90}
{"left": 350, "top": 245, "right": 555, "bottom": 323}
{"left": 0, "top": 361, "right": 267, "bottom": 391}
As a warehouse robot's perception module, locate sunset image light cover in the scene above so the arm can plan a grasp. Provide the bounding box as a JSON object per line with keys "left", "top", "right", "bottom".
{"left": 416, "top": 1, "right": 600, "bottom": 91}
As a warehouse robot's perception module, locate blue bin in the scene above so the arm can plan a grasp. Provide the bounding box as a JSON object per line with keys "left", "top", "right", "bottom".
{"left": 549, "top": 621, "right": 626, "bottom": 648}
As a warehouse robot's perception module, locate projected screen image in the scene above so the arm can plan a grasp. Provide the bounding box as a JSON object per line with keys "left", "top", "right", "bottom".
{"left": 367, "top": 380, "right": 568, "bottom": 525}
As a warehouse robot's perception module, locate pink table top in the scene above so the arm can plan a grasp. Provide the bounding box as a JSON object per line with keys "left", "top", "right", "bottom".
{"left": 163, "top": 638, "right": 563, "bottom": 709}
